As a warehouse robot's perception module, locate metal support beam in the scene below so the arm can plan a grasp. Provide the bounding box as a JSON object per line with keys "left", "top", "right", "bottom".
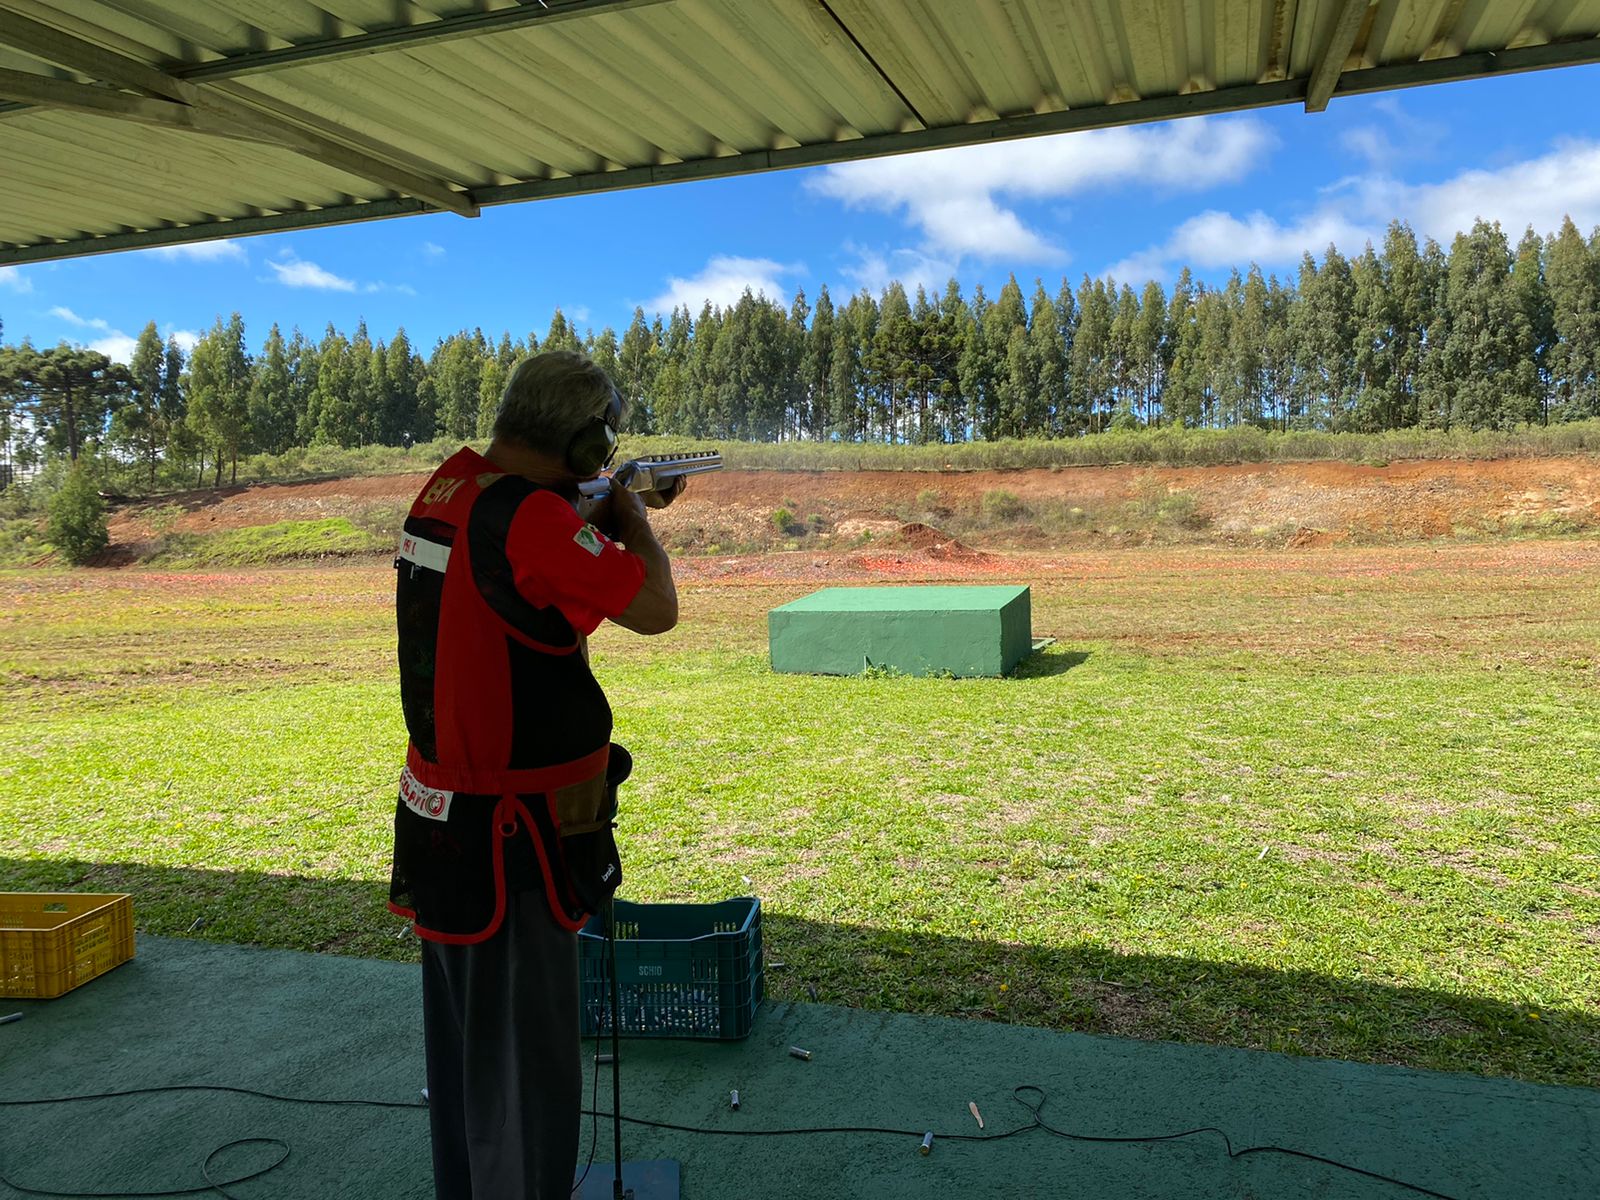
{"left": 0, "top": 68, "right": 279, "bottom": 144}
{"left": 0, "top": 5, "right": 478, "bottom": 217}
{"left": 1306, "top": 0, "right": 1373, "bottom": 112}
{"left": 176, "top": 0, "right": 677, "bottom": 81}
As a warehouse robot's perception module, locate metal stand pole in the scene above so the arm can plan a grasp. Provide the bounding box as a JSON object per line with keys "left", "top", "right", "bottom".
{"left": 607, "top": 897, "right": 627, "bottom": 1200}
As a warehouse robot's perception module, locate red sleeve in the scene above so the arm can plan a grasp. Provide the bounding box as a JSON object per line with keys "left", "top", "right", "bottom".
{"left": 505, "top": 490, "right": 647, "bottom": 636}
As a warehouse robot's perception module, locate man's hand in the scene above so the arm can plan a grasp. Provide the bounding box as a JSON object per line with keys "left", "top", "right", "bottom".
{"left": 606, "top": 487, "right": 678, "bottom": 635}
{"left": 596, "top": 482, "right": 650, "bottom": 545}
{"left": 642, "top": 475, "right": 686, "bottom": 510}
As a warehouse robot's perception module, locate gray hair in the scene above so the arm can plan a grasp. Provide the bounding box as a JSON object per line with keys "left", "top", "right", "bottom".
{"left": 492, "top": 350, "right": 623, "bottom": 455}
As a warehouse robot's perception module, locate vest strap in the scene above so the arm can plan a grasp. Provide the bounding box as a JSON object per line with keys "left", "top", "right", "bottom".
{"left": 405, "top": 742, "right": 609, "bottom": 796}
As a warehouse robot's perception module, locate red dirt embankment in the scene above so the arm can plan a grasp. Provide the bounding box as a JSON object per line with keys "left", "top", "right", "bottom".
{"left": 103, "top": 454, "right": 1600, "bottom": 577}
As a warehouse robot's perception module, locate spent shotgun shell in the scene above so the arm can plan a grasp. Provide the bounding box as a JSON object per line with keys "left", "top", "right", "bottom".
{"left": 730, "top": 1090, "right": 740, "bottom": 1110}
{"left": 788, "top": 1046, "right": 811, "bottom": 1061}
{"left": 920, "top": 1132, "right": 934, "bottom": 1156}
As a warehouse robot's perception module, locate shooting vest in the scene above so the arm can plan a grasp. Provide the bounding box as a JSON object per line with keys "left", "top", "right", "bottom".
{"left": 389, "top": 447, "right": 612, "bottom": 942}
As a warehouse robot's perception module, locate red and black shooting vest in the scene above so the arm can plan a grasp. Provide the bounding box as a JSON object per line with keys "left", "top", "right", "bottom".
{"left": 388, "top": 449, "right": 616, "bottom": 942}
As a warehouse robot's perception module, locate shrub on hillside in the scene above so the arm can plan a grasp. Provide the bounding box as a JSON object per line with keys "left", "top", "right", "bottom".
{"left": 47, "top": 466, "right": 109, "bottom": 564}
{"left": 981, "top": 489, "right": 1027, "bottom": 524}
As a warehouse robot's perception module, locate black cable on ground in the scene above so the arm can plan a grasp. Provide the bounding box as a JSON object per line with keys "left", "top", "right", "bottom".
{"left": 0, "top": 1135, "right": 289, "bottom": 1200}
{"left": 0, "top": 1081, "right": 1468, "bottom": 1200}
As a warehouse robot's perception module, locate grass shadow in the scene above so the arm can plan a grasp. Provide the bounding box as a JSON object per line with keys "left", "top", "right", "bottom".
{"left": 1012, "top": 648, "right": 1090, "bottom": 678}
{"left": 3, "top": 857, "right": 1594, "bottom": 1089}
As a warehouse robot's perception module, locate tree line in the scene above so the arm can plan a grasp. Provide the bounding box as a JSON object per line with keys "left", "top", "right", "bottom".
{"left": 2, "top": 214, "right": 1598, "bottom": 491}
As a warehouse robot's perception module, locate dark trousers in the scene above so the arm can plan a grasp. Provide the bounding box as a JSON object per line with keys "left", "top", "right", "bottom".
{"left": 421, "top": 889, "right": 582, "bottom": 1200}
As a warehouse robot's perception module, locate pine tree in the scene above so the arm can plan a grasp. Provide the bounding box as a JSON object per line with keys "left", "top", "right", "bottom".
{"left": 1194, "top": 284, "right": 1235, "bottom": 427}
{"left": 1107, "top": 283, "right": 1139, "bottom": 426}
{"left": 781, "top": 290, "right": 810, "bottom": 441}
{"left": 933, "top": 279, "right": 971, "bottom": 442}
{"left": 160, "top": 335, "right": 197, "bottom": 485}
{"left": 1415, "top": 237, "right": 1452, "bottom": 429}
{"left": 431, "top": 332, "right": 486, "bottom": 440}
{"left": 1509, "top": 228, "right": 1554, "bottom": 424}
{"left": 382, "top": 328, "right": 422, "bottom": 444}
{"left": 1349, "top": 244, "right": 1394, "bottom": 431}
{"left": 872, "top": 282, "right": 914, "bottom": 441}
{"left": 312, "top": 325, "right": 357, "bottom": 446}
{"left": 617, "top": 308, "right": 657, "bottom": 433}
{"left": 123, "top": 322, "right": 166, "bottom": 486}
{"left": 653, "top": 307, "right": 692, "bottom": 435}
{"left": 686, "top": 301, "right": 723, "bottom": 438}
{"left": 186, "top": 313, "right": 251, "bottom": 483}
{"left": 1544, "top": 217, "right": 1599, "bottom": 422}
{"left": 1071, "top": 277, "right": 1114, "bottom": 432}
{"left": 47, "top": 463, "right": 109, "bottom": 564}
{"left": 833, "top": 291, "right": 877, "bottom": 440}
{"left": 983, "top": 276, "right": 1028, "bottom": 439}
{"left": 1440, "top": 221, "right": 1523, "bottom": 429}
{"left": 544, "top": 309, "right": 582, "bottom": 354}
{"left": 801, "top": 286, "right": 835, "bottom": 441}
{"left": 1027, "top": 280, "right": 1065, "bottom": 436}
{"left": 1134, "top": 279, "right": 1167, "bottom": 426}
{"left": 956, "top": 285, "right": 994, "bottom": 441}
{"left": 477, "top": 356, "right": 507, "bottom": 437}
{"left": 248, "top": 324, "right": 295, "bottom": 455}
{"left": 1164, "top": 270, "right": 1203, "bottom": 427}
{"left": 586, "top": 327, "right": 620, "bottom": 388}
{"left": 1262, "top": 275, "right": 1298, "bottom": 429}
{"left": 1382, "top": 222, "right": 1429, "bottom": 430}
{"left": 286, "top": 329, "right": 319, "bottom": 446}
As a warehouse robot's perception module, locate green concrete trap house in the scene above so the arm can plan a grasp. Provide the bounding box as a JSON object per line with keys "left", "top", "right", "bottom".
{"left": 769, "top": 585, "right": 1033, "bottom": 678}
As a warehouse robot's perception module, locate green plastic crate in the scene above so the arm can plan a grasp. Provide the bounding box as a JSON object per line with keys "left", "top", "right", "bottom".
{"left": 579, "top": 898, "right": 763, "bottom": 1040}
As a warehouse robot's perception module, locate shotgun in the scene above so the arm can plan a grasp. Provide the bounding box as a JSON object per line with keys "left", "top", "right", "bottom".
{"left": 576, "top": 451, "right": 722, "bottom": 502}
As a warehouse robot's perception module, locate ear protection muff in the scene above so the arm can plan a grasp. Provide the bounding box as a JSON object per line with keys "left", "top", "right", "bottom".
{"left": 564, "top": 387, "right": 624, "bottom": 478}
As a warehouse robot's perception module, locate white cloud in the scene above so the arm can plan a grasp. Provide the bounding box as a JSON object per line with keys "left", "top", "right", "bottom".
{"left": 89, "top": 334, "right": 139, "bottom": 363}
{"left": 266, "top": 254, "right": 357, "bottom": 291}
{"left": 569, "top": 305, "right": 591, "bottom": 325}
{"left": 164, "top": 326, "right": 201, "bottom": 353}
{"left": 422, "top": 241, "right": 446, "bottom": 259}
{"left": 0, "top": 267, "right": 31, "bottom": 294}
{"left": 264, "top": 250, "right": 416, "bottom": 294}
{"left": 146, "top": 239, "right": 247, "bottom": 263}
{"left": 1107, "top": 138, "right": 1600, "bottom": 284}
{"left": 50, "top": 306, "right": 114, "bottom": 332}
{"left": 807, "top": 116, "right": 1274, "bottom": 264}
{"left": 838, "top": 243, "right": 957, "bottom": 298}
{"left": 363, "top": 281, "right": 417, "bottom": 296}
{"left": 1338, "top": 97, "right": 1446, "bottom": 171}
{"left": 641, "top": 255, "right": 802, "bottom": 315}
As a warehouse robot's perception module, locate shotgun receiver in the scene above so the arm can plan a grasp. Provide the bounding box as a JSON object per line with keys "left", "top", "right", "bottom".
{"left": 576, "top": 451, "right": 722, "bottom": 501}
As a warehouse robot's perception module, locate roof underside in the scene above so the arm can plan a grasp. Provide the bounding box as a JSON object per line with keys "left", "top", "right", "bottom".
{"left": 2, "top": 0, "right": 1598, "bottom": 265}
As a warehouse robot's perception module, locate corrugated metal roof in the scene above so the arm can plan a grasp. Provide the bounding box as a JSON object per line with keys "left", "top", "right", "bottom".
{"left": 1, "top": 0, "right": 1597, "bottom": 263}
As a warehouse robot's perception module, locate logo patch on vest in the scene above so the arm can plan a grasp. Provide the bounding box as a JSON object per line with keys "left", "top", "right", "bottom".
{"left": 574, "top": 525, "right": 605, "bottom": 557}
{"left": 400, "top": 765, "right": 453, "bottom": 822}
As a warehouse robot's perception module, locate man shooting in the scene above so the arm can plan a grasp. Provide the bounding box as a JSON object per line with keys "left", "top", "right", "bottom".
{"left": 388, "top": 349, "right": 681, "bottom": 1199}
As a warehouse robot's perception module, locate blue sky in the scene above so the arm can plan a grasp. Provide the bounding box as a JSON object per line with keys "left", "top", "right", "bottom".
{"left": 2, "top": 64, "right": 1599, "bottom": 362}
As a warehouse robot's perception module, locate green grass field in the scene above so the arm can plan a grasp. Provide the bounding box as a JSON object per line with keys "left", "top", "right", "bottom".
{"left": 2, "top": 542, "right": 1597, "bottom": 1086}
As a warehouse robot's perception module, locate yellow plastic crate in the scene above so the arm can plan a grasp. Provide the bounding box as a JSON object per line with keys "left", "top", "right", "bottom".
{"left": 0, "top": 893, "right": 134, "bottom": 999}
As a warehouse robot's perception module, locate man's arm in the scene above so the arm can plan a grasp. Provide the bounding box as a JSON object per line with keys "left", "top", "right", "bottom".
{"left": 605, "top": 487, "right": 678, "bottom": 635}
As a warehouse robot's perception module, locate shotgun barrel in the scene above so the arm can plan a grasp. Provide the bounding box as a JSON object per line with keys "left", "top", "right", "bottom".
{"left": 576, "top": 451, "right": 722, "bottom": 501}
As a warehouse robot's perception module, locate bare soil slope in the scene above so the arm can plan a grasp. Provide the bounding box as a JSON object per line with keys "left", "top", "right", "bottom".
{"left": 104, "top": 454, "right": 1600, "bottom": 574}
